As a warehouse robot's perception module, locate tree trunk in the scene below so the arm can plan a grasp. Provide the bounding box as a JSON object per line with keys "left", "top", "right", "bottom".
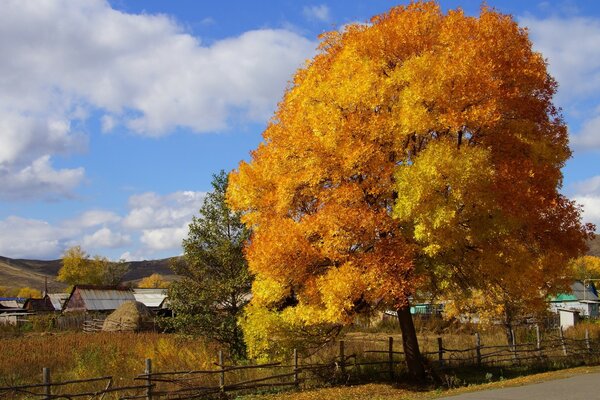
{"left": 396, "top": 303, "right": 426, "bottom": 380}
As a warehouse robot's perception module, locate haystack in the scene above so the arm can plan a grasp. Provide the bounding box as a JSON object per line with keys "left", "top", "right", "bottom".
{"left": 102, "top": 301, "right": 154, "bottom": 332}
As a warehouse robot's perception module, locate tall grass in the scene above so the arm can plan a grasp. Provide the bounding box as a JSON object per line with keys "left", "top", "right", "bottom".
{"left": 0, "top": 332, "right": 217, "bottom": 388}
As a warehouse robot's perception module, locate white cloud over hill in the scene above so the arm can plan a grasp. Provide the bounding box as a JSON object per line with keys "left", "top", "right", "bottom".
{"left": 0, "top": 0, "right": 316, "bottom": 200}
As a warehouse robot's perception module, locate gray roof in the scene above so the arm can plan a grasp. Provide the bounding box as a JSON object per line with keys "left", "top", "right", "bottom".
{"left": 133, "top": 288, "right": 168, "bottom": 308}
{"left": 47, "top": 293, "right": 69, "bottom": 311}
{"left": 570, "top": 281, "right": 599, "bottom": 302}
{"left": 68, "top": 286, "right": 136, "bottom": 311}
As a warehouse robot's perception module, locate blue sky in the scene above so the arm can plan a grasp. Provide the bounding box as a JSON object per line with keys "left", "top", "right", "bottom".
{"left": 0, "top": 0, "right": 599, "bottom": 261}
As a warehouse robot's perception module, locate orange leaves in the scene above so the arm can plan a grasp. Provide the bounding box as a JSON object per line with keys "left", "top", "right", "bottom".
{"left": 227, "top": 1, "right": 593, "bottom": 357}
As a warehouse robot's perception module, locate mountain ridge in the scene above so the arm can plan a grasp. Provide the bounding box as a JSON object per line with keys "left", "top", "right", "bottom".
{"left": 0, "top": 255, "right": 179, "bottom": 291}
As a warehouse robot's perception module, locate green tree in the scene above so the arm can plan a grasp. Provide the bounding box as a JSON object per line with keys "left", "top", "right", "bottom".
{"left": 58, "top": 246, "right": 128, "bottom": 286}
{"left": 168, "top": 171, "right": 252, "bottom": 358}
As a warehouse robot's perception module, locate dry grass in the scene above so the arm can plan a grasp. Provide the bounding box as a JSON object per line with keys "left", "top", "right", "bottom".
{"left": 0, "top": 332, "right": 217, "bottom": 389}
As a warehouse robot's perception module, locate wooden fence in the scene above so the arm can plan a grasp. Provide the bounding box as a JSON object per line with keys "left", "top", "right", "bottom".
{"left": 2, "top": 326, "right": 599, "bottom": 399}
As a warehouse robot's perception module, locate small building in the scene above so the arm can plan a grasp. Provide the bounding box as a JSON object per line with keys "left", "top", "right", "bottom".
{"left": 62, "top": 285, "right": 136, "bottom": 313}
{"left": 132, "top": 288, "right": 168, "bottom": 310}
{"left": 48, "top": 293, "right": 69, "bottom": 311}
{"left": 23, "top": 297, "right": 55, "bottom": 312}
{"left": 558, "top": 309, "right": 580, "bottom": 329}
{"left": 549, "top": 281, "right": 600, "bottom": 318}
{"left": 0, "top": 297, "right": 26, "bottom": 310}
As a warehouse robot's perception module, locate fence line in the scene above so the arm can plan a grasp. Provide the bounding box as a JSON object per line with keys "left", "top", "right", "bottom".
{"left": 2, "top": 326, "right": 600, "bottom": 399}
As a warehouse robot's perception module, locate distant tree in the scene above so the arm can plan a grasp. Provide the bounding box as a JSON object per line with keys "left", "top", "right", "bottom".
{"left": 58, "top": 246, "right": 128, "bottom": 286}
{"left": 570, "top": 255, "right": 600, "bottom": 281}
{"left": 167, "top": 171, "right": 252, "bottom": 358}
{"left": 0, "top": 286, "right": 19, "bottom": 297}
{"left": 17, "top": 287, "right": 42, "bottom": 299}
{"left": 138, "top": 273, "right": 171, "bottom": 289}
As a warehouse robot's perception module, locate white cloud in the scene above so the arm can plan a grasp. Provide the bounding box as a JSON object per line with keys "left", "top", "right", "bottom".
{"left": 140, "top": 224, "right": 188, "bottom": 252}
{"left": 67, "top": 210, "right": 122, "bottom": 229}
{"left": 0, "top": 216, "right": 75, "bottom": 259}
{"left": 574, "top": 195, "right": 600, "bottom": 228}
{"left": 303, "top": 5, "right": 331, "bottom": 22}
{"left": 522, "top": 15, "right": 600, "bottom": 101}
{"left": 522, "top": 15, "right": 600, "bottom": 151}
{"left": 0, "top": 0, "right": 316, "bottom": 200}
{"left": 0, "top": 156, "right": 85, "bottom": 201}
{"left": 0, "top": 188, "right": 206, "bottom": 259}
{"left": 571, "top": 114, "right": 600, "bottom": 149}
{"left": 123, "top": 191, "right": 205, "bottom": 230}
{"left": 82, "top": 227, "right": 130, "bottom": 249}
{"left": 571, "top": 175, "right": 600, "bottom": 228}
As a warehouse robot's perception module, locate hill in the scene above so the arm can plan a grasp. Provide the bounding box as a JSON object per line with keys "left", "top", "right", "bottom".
{"left": 588, "top": 235, "right": 600, "bottom": 257}
{"left": 0, "top": 255, "right": 178, "bottom": 292}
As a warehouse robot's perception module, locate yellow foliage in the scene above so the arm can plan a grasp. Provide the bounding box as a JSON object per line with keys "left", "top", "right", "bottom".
{"left": 569, "top": 256, "right": 600, "bottom": 280}
{"left": 17, "top": 287, "right": 42, "bottom": 299}
{"left": 138, "top": 273, "right": 170, "bottom": 289}
{"left": 228, "top": 1, "right": 592, "bottom": 357}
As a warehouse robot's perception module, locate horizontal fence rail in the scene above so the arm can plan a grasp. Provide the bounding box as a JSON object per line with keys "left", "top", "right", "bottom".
{"left": 2, "top": 326, "right": 600, "bottom": 399}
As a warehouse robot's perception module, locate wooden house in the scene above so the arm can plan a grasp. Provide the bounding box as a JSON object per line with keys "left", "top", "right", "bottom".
{"left": 62, "top": 285, "right": 136, "bottom": 313}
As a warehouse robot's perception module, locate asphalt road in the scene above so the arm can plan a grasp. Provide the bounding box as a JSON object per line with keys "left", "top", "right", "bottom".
{"left": 438, "top": 372, "right": 600, "bottom": 400}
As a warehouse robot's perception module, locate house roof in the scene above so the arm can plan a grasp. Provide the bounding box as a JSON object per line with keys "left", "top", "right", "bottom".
{"left": 133, "top": 288, "right": 167, "bottom": 308}
{"left": 24, "top": 297, "right": 55, "bottom": 312}
{"left": 47, "top": 293, "right": 69, "bottom": 311}
{"left": 65, "top": 285, "right": 136, "bottom": 311}
{"left": 552, "top": 281, "right": 600, "bottom": 303}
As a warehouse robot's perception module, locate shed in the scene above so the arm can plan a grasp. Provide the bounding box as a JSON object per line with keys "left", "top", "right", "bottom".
{"left": 24, "top": 297, "right": 55, "bottom": 312}
{"left": 133, "top": 288, "right": 168, "bottom": 309}
{"left": 62, "top": 285, "right": 136, "bottom": 313}
{"left": 47, "top": 293, "right": 69, "bottom": 311}
{"left": 559, "top": 308, "right": 580, "bottom": 329}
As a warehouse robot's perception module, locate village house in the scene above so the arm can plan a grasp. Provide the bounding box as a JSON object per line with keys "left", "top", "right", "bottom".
{"left": 549, "top": 281, "right": 600, "bottom": 318}
{"left": 62, "top": 285, "right": 136, "bottom": 313}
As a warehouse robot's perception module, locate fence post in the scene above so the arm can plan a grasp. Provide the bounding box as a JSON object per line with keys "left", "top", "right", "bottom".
{"left": 43, "top": 367, "right": 51, "bottom": 400}
{"left": 388, "top": 336, "right": 394, "bottom": 381}
{"left": 535, "top": 324, "right": 541, "bottom": 355}
{"left": 145, "top": 358, "right": 152, "bottom": 400}
{"left": 218, "top": 350, "right": 225, "bottom": 394}
{"left": 293, "top": 348, "right": 299, "bottom": 388}
{"left": 585, "top": 329, "right": 591, "bottom": 354}
{"left": 475, "top": 332, "right": 482, "bottom": 367}
{"left": 559, "top": 326, "right": 567, "bottom": 356}
{"left": 437, "top": 337, "right": 444, "bottom": 367}
{"left": 511, "top": 329, "right": 518, "bottom": 362}
{"left": 339, "top": 340, "right": 345, "bottom": 376}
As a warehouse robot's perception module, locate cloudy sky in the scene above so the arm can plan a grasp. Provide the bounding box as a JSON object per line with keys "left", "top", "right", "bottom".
{"left": 0, "top": 0, "right": 599, "bottom": 261}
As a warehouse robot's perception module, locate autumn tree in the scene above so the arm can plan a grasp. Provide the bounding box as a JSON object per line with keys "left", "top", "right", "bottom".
{"left": 570, "top": 256, "right": 600, "bottom": 280}
{"left": 58, "top": 246, "right": 128, "bottom": 286}
{"left": 16, "top": 287, "right": 43, "bottom": 299}
{"left": 168, "top": 171, "right": 252, "bottom": 358}
{"left": 138, "top": 273, "right": 171, "bottom": 289}
{"left": 227, "top": 1, "right": 593, "bottom": 378}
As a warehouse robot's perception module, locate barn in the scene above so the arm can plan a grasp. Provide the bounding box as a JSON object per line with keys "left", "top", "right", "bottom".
{"left": 62, "top": 285, "right": 136, "bottom": 313}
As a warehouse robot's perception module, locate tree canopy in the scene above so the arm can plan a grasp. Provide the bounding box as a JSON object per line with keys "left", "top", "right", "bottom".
{"left": 58, "top": 246, "right": 128, "bottom": 287}
{"left": 227, "top": 1, "right": 593, "bottom": 375}
{"left": 138, "top": 273, "right": 171, "bottom": 289}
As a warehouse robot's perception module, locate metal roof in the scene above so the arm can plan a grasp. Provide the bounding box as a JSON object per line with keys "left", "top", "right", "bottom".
{"left": 133, "top": 289, "right": 168, "bottom": 308}
{"left": 74, "top": 287, "right": 135, "bottom": 311}
{"left": 47, "top": 293, "right": 69, "bottom": 310}
{"left": 552, "top": 281, "right": 600, "bottom": 303}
